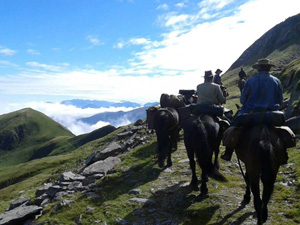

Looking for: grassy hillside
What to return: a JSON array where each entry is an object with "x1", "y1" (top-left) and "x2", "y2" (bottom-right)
[
  {"x1": 20, "y1": 131, "x2": 300, "y2": 224},
  {"x1": 0, "y1": 108, "x2": 75, "y2": 167},
  {"x1": 0, "y1": 109, "x2": 117, "y2": 168},
  {"x1": 0, "y1": 126, "x2": 121, "y2": 212}
]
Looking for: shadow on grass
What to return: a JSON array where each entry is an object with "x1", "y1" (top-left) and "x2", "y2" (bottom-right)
[{"x1": 121, "y1": 177, "x2": 221, "y2": 224}]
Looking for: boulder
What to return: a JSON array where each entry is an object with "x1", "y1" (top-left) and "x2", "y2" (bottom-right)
[
  {"x1": 0, "y1": 205, "x2": 42, "y2": 225},
  {"x1": 8, "y1": 198, "x2": 30, "y2": 211},
  {"x1": 82, "y1": 157, "x2": 121, "y2": 176},
  {"x1": 93, "y1": 142, "x2": 122, "y2": 162},
  {"x1": 59, "y1": 172, "x2": 85, "y2": 183}
]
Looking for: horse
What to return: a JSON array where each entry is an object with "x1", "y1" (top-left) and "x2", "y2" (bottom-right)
[
  {"x1": 181, "y1": 113, "x2": 227, "y2": 196},
  {"x1": 235, "y1": 124, "x2": 286, "y2": 225},
  {"x1": 153, "y1": 107, "x2": 181, "y2": 168},
  {"x1": 153, "y1": 92, "x2": 197, "y2": 168}
]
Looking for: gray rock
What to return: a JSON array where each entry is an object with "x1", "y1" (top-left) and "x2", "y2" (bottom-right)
[
  {"x1": 128, "y1": 198, "x2": 156, "y2": 207},
  {"x1": 117, "y1": 131, "x2": 133, "y2": 138},
  {"x1": 45, "y1": 185, "x2": 63, "y2": 198},
  {"x1": 75, "y1": 214, "x2": 82, "y2": 225},
  {"x1": 35, "y1": 183, "x2": 52, "y2": 198},
  {"x1": 85, "y1": 152, "x2": 97, "y2": 166},
  {"x1": 82, "y1": 157, "x2": 121, "y2": 176},
  {"x1": 59, "y1": 172, "x2": 85, "y2": 183},
  {"x1": 82, "y1": 174, "x2": 104, "y2": 186},
  {"x1": 67, "y1": 181, "x2": 83, "y2": 190},
  {"x1": 34, "y1": 194, "x2": 49, "y2": 206},
  {"x1": 93, "y1": 142, "x2": 122, "y2": 162},
  {"x1": 60, "y1": 199, "x2": 74, "y2": 207},
  {"x1": 128, "y1": 189, "x2": 142, "y2": 195},
  {"x1": 0, "y1": 205, "x2": 42, "y2": 225},
  {"x1": 8, "y1": 198, "x2": 30, "y2": 211},
  {"x1": 53, "y1": 191, "x2": 69, "y2": 201}
]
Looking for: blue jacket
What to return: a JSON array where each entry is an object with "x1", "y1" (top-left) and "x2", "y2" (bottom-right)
[{"x1": 240, "y1": 72, "x2": 283, "y2": 113}]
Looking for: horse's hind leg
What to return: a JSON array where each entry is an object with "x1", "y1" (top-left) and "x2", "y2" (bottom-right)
[
  {"x1": 261, "y1": 170, "x2": 277, "y2": 223},
  {"x1": 185, "y1": 141, "x2": 198, "y2": 189},
  {"x1": 250, "y1": 177, "x2": 263, "y2": 225},
  {"x1": 241, "y1": 172, "x2": 251, "y2": 206},
  {"x1": 200, "y1": 172, "x2": 208, "y2": 196}
]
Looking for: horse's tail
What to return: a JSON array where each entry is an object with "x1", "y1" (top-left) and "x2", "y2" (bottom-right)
[
  {"x1": 195, "y1": 121, "x2": 227, "y2": 182},
  {"x1": 259, "y1": 126, "x2": 277, "y2": 184}
]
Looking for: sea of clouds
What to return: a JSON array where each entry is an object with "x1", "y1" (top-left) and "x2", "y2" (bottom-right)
[{"x1": 1, "y1": 101, "x2": 137, "y2": 135}]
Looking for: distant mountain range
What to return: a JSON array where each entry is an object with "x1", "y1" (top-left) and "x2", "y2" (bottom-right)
[
  {"x1": 80, "y1": 106, "x2": 157, "y2": 127},
  {"x1": 60, "y1": 99, "x2": 159, "y2": 127},
  {"x1": 61, "y1": 99, "x2": 158, "y2": 109}
]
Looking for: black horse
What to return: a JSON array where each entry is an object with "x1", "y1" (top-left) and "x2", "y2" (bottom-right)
[
  {"x1": 235, "y1": 124, "x2": 286, "y2": 225},
  {"x1": 153, "y1": 107, "x2": 181, "y2": 168},
  {"x1": 181, "y1": 114, "x2": 227, "y2": 196}
]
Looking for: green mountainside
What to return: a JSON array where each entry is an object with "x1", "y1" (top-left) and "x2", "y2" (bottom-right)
[
  {"x1": 0, "y1": 108, "x2": 116, "y2": 168},
  {"x1": 0, "y1": 108, "x2": 75, "y2": 167}
]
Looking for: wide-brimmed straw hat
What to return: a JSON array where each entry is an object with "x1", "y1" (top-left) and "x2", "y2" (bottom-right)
[
  {"x1": 252, "y1": 58, "x2": 275, "y2": 69},
  {"x1": 215, "y1": 69, "x2": 222, "y2": 73},
  {"x1": 204, "y1": 70, "x2": 213, "y2": 78}
]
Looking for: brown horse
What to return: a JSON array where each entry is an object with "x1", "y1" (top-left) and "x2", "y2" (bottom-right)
[
  {"x1": 235, "y1": 124, "x2": 286, "y2": 225},
  {"x1": 181, "y1": 114, "x2": 227, "y2": 196}
]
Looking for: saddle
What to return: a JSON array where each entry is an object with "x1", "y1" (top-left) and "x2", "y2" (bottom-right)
[
  {"x1": 190, "y1": 104, "x2": 224, "y2": 117},
  {"x1": 223, "y1": 111, "x2": 296, "y2": 149}
]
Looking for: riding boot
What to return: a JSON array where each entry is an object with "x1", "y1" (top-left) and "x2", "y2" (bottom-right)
[{"x1": 221, "y1": 147, "x2": 234, "y2": 161}]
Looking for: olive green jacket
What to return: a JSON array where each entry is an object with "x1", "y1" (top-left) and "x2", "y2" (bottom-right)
[{"x1": 196, "y1": 82, "x2": 226, "y2": 105}]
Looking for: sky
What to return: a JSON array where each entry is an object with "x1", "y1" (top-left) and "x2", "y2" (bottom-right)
[{"x1": 0, "y1": 0, "x2": 299, "y2": 134}]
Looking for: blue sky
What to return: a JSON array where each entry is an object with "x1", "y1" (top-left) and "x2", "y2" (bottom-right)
[{"x1": 0, "y1": 0, "x2": 299, "y2": 134}]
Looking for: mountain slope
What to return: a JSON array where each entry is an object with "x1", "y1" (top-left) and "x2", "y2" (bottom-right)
[
  {"x1": 0, "y1": 108, "x2": 75, "y2": 167},
  {"x1": 222, "y1": 13, "x2": 300, "y2": 112},
  {"x1": 229, "y1": 13, "x2": 300, "y2": 72}
]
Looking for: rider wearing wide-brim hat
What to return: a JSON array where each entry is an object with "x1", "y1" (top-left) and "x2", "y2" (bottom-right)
[
  {"x1": 221, "y1": 58, "x2": 284, "y2": 162},
  {"x1": 213, "y1": 68, "x2": 223, "y2": 85},
  {"x1": 240, "y1": 58, "x2": 282, "y2": 114},
  {"x1": 196, "y1": 70, "x2": 226, "y2": 106}
]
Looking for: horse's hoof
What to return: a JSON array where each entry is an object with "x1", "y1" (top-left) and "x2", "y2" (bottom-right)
[
  {"x1": 158, "y1": 162, "x2": 164, "y2": 168},
  {"x1": 262, "y1": 208, "x2": 268, "y2": 223},
  {"x1": 166, "y1": 162, "x2": 172, "y2": 167},
  {"x1": 241, "y1": 197, "x2": 250, "y2": 206}
]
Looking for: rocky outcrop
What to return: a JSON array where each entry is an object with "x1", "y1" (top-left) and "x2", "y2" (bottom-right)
[{"x1": 0, "y1": 120, "x2": 155, "y2": 225}]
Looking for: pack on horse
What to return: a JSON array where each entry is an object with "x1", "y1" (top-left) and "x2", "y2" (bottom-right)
[
  {"x1": 147, "y1": 91, "x2": 196, "y2": 168},
  {"x1": 178, "y1": 104, "x2": 228, "y2": 196},
  {"x1": 223, "y1": 111, "x2": 296, "y2": 225}
]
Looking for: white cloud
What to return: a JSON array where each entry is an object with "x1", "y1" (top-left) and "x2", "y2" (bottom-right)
[
  {"x1": 0, "y1": 46, "x2": 16, "y2": 56},
  {"x1": 157, "y1": 4, "x2": 169, "y2": 11},
  {"x1": 27, "y1": 49, "x2": 41, "y2": 55},
  {"x1": 25, "y1": 61, "x2": 67, "y2": 72},
  {"x1": 1, "y1": 101, "x2": 136, "y2": 135},
  {"x1": 175, "y1": 3, "x2": 186, "y2": 9},
  {"x1": 87, "y1": 36, "x2": 103, "y2": 48}
]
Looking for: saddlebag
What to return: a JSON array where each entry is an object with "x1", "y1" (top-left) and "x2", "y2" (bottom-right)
[
  {"x1": 275, "y1": 126, "x2": 296, "y2": 148},
  {"x1": 190, "y1": 104, "x2": 224, "y2": 117},
  {"x1": 233, "y1": 111, "x2": 285, "y2": 127},
  {"x1": 222, "y1": 126, "x2": 242, "y2": 149},
  {"x1": 160, "y1": 93, "x2": 186, "y2": 109}
]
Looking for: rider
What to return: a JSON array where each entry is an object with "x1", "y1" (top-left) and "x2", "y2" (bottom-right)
[
  {"x1": 213, "y1": 69, "x2": 223, "y2": 85},
  {"x1": 237, "y1": 68, "x2": 247, "y2": 93},
  {"x1": 197, "y1": 70, "x2": 226, "y2": 105},
  {"x1": 221, "y1": 58, "x2": 284, "y2": 161}
]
